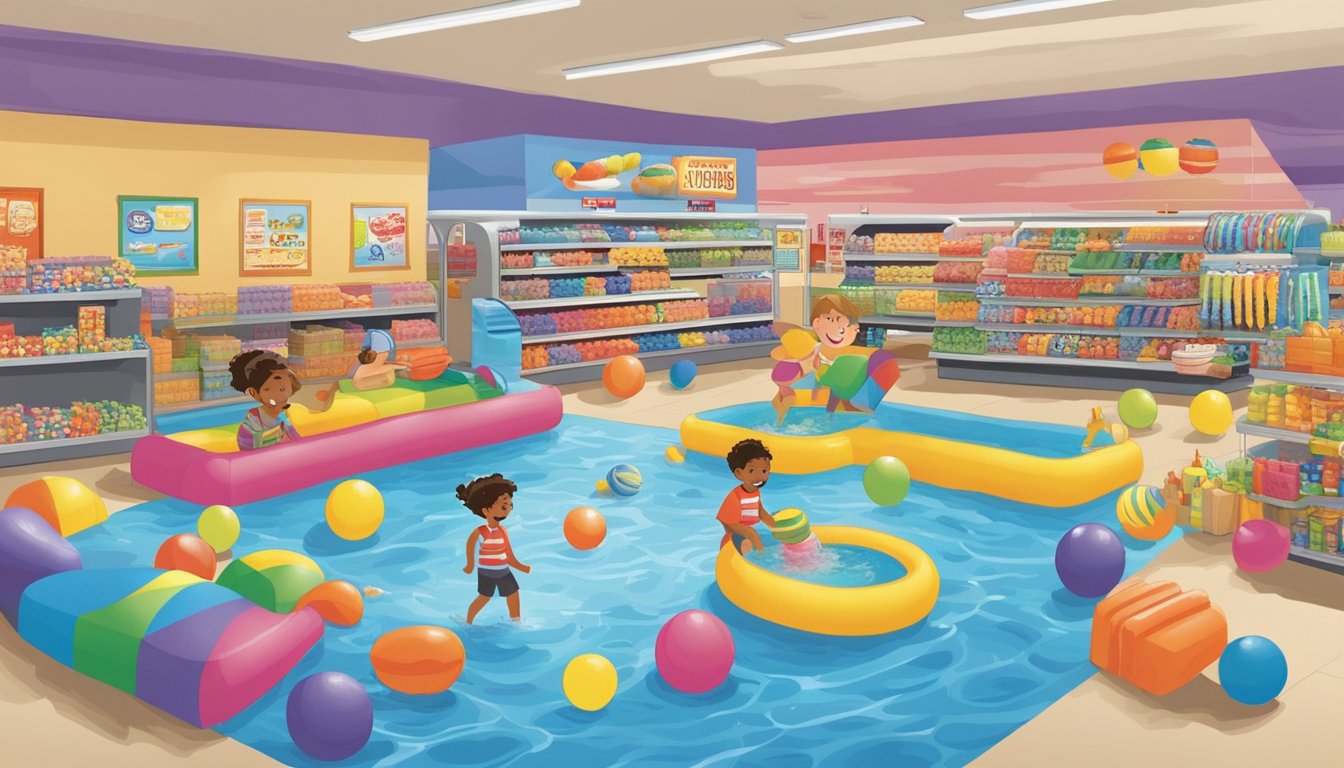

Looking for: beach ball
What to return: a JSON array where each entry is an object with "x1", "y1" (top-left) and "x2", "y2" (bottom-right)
[
  {"x1": 603, "y1": 355, "x2": 645, "y2": 399},
  {"x1": 563, "y1": 654, "x2": 618, "y2": 711},
  {"x1": 294, "y1": 580, "x2": 364, "y2": 626},
  {"x1": 370, "y1": 625, "x2": 465, "y2": 695},
  {"x1": 1102, "y1": 142, "x2": 1139, "y2": 180},
  {"x1": 287, "y1": 672, "x2": 373, "y2": 762},
  {"x1": 1180, "y1": 138, "x2": 1219, "y2": 175},
  {"x1": 863, "y1": 456, "x2": 911, "y2": 507},
  {"x1": 4, "y1": 476, "x2": 107, "y2": 537},
  {"x1": 1219, "y1": 636, "x2": 1288, "y2": 706},
  {"x1": 325, "y1": 479, "x2": 384, "y2": 541},
  {"x1": 1115, "y1": 485, "x2": 1174, "y2": 541},
  {"x1": 1190, "y1": 390, "x2": 1233, "y2": 436},
  {"x1": 1055, "y1": 523, "x2": 1125, "y2": 598},
  {"x1": 669, "y1": 359, "x2": 697, "y2": 390},
  {"x1": 564, "y1": 506, "x2": 607, "y2": 550},
  {"x1": 1233, "y1": 519, "x2": 1291, "y2": 573},
  {"x1": 606, "y1": 464, "x2": 642, "y2": 497},
  {"x1": 1139, "y1": 138, "x2": 1179, "y2": 177},
  {"x1": 197, "y1": 504, "x2": 240, "y2": 553},
  {"x1": 154, "y1": 534, "x2": 217, "y2": 581},
  {"x1": 216, "y1": 549, "x2": 325, "y2": 613},
  {"x1": 655, "y1": 610, "x2": 735, "y2": 694},
  {"x1": 1117, "y1": 388, "x2": 1158, "y2": 429}
]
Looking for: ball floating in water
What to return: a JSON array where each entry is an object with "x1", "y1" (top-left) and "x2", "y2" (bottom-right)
[
  {"x1": 287, "y1": 672, "x2": 372, "y2": 762},
  {"x1": 1219, "y1": 635, "x2": 1288, "y2": 706},
  {"x1": 294, "y1": 580, "x2": 364, "y2": 626},
  {"x1": 216, "y1": 549, "x2": 324, "y2": 612},
  {"x1": 863, "y1": 456, "x2": 911, "y2": 507},
  {"x1": 1117, "y1": 388, "x2": 1158, "y2": 430},
  {"x1": 563, "y1": 653, "x2": 618, "y2": 711},
  {"x1": 197, "y1": 504, "x2": 240, "y2": 553},
  {"x1": 770, "y1": 508, "x2": 813, "y2": 545},
  {"x1": 1115, "y1": 485, "x2": 1174, "y2": 541},
  {"x1": 605, "y1": 464, "x2": 642, "y2": 497},
  {"x1": 154, "y1": 534, "x2": 217, "y2": 581},
  {"x1": 655, "y1": 610, "x2": 734, "y2": 694},
  {"x1": 1102, "y1": 142, "x2": 1139, "y2": 180},
  {"x1": 1139, "y1": 138, "x2": 1179, "y2": 177},
  {"x1": 4, "y1": 476, "x2": 107, "y2": 537},
  {"x1": 1190, "y1": 390, "x2": 1233, "y2": 436},
  {"x1": 1233, "y1": 519, "x2": 1291, "y2": 573},
  {"x1": 669, "y1": 360, "x2": 697, "y2": 390},
  {"x1": 563, "y1": 506, "x2": 607, "y2": 550},
  {"x1": 1179, "y1": 138, "x2": 1219, "y2": 175},
  {"x1": 1055, "y1": 523, "x2": 1125, "y2": 598},
  {"x1": 603, "y1": 355, "x2": 645, "y2": 399},
  {"x1": 370, "y1": 625, "x2": 465, "y2": 695},
  {"x1": 325, "y1": 479, "x2": 384, "y2": 541}
]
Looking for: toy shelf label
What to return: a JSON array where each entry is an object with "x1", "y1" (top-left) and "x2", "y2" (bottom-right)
[
  {"x1": 774, "y1": 228, "x2": 804, "y2": 272},
  {"x1": 671, "y1": 157, "x2": 738, "y2": 200},
  {"x1": 581, "y1": 197, "x2": 617, "y2": 210}
]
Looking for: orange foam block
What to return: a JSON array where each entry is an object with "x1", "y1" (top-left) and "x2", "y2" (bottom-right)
[{"x1": 1090, "y1": 577, "x2": 1227, "y2": 696}]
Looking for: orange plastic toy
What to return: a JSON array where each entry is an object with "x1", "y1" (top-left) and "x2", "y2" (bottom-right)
[
  {"x1": 153, "y1": 534, "x2": 218, "y2": 581},
  {"x1": 1091, "y1": 577, "x2": 1227, "y2": 695},
  {"x1": 563, "y1": 506, "x2": 607, "y2": 550},
  {"x1": 294, "y1": 580, "x2": 365, "y2": 626},
  {"x1": 370, "y1": 625, "x2": 466, "y2": 695}
]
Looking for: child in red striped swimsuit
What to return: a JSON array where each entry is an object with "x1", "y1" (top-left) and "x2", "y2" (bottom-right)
[
  {"x1": 460, "y1": 474, "x2": 532, "y2": 624},
  {"x1": 717, "y1": 439, "x2": 776, "y2": 555}
]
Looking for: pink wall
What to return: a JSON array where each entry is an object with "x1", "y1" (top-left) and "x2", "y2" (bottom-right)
[{"x1": 757, "y1": 119, "x2": 1307, "y2": 226}]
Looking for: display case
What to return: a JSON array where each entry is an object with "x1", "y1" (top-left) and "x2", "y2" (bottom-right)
[{"x1": 829, "y1": 215, "x2": 958, "y2": 340}]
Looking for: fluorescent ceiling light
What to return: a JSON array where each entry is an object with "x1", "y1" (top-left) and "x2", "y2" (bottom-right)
[
  {"x1": 349, "y1": 0, "x2": 580, "y2": 42},
  {"x1": 563, "y1": 40, "x2": 783, "y2": 80},
  {"x1": 785, "y1": 16, "x2": 925, "y2": 44},
  {"x1": 964, "y1": 0, "x2": 1112, "y2": 20}
]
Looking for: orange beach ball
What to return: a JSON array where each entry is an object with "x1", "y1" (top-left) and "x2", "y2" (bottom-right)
[{"x1": 370, "y1": 625, "x2": 466, "y2": 695}]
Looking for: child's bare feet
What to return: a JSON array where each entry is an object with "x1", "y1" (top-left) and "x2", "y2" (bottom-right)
[{"x1": 772, "y1": 393, "x2": 795, "y2": 423}]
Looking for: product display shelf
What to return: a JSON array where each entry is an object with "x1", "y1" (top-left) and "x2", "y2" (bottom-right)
[
  {"x1": 428, "y1": 210, "x2": 807, "y2": 382},
  {"x1": 0, "y1": 348, "x2": 150, "y2": 369},
  {"x1": 0, "y1": 288, "x2": 142, "y2": 305},
  {"x1": 979, "y1": 296, "x2": 1199, "y2": 308},
  {"x1": 974, "y1": 323, "x2": 1204, "y2": 338},
  {"x1": 831, "y1": 215, "x2": 963, "y2": 339},
  {"x1": 154, "y1": 303, "x2": 439, "y2": 331}
]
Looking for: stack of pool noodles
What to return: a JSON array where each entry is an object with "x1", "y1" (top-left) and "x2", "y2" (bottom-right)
[{"x1": 772, "y1": 508, "x2": 821, "y2": 564}]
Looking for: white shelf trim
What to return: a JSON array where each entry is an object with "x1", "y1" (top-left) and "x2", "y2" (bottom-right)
[
  {"x1": 0, "y1": 349, "x2": 150, "y2": 369},
  {"x1": 522, "y1": 314, "x2": 775, "y2": 344},
  {"x1": 506, "y1": 290, "x2": 699, "y2": 311},
  {"x1": 500, "y1": 240, "x2": 772, "y2": 252}
]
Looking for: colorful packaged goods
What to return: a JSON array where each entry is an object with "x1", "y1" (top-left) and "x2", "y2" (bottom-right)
[
  {"x1": 1199, "y1": 270, "x2": 1318, "y2": 332},
  {"x1": 200, "y1": 364, "x2": 234, "y2": 400},
  {"x1": 338, "y1": 284, "x2": 374, "y2": 309},
  {"x1": 446, "y1": 243, "x2": 478, "y2": 276},
  {"x1": 938, "y1": 236, "x2": 984, "y2": 258},
  {"x1": 896, "y1": 290, "x2": 937, "y2": 314},
  {"x1": 172, "y1": 291, "x2": 238, "y2": 319},
  {"x1": 932, "y1": 327, "x2": 987, "y2": 355},
  {"x1": 155, "y1": 372, "x2": 200, "y2": 405},
  {"x1": 548, "y1": 250, "x2": 596, "y2": 268},
  {"x1": 502, "y1": 252, "x2": 535, "y2": 270},
  {"x1": 935, "y1": 292, "x2": 979, "y2": 323},
  {"x1": 732, "y1": 248, "x2": 773, "y2": 266},
  {"x1": 142, "y1": 285, "x2": 174, "y2": 318},
  {"x1": 609, "y1": 247, "x2": 668, "y2": 267},
  {"x1": 77, "y1": 306, "x2": 107, "y2": 352},
  {"x1": 874, "y1": 233, "x2": 942, "y2": 254},
  {"x1": 627, "y1": 270, "x2": 670, "y2": 293},
  {"x1": 292, "y1": 284, "x2": 344, "y2": 312},
  {"x1": 26, "y1": 256, "x2": 136, "y2": 294},
  {"x1": 1203, "y1": 212, "x2": 1301, "y2": 254},
  {"x1": 372, "y1": 281, "x2": 436, "y2": 307},
  {"x1": 0, "y1": 249, "x2": 26, "y2": 294},
  {"x1": 391, "y1": 318, "x2": 440, "y2": 343},
  {"x1": 932, "y1": 261, "x2": 982, "y2": 284},
  {"x1": 875, "y1": 265, "x2": 934, "y2": 284},
  {"x1": 288, "y1": 326, "x2": 344, "y2": 358},
  {"x1": 197, "y1": 335, "x2": 242, "y2": 364},
  {"x1": 1005, "y1": 277, "x2": 1082, "y2": 300},
  {"x1": 41, "y1": 326, "x2": 78, "y2": 356},
  {"x1": 238, "y1": 285, "x2": 293, "y2": 315},
  {"x1": 147, "y1": 336, "x2": 173, "y2": 374},
  {"x1": 0, "y1": 405, "x2": 27, "y2": 444},
  {"x1": 846, "y1": 234, "x2": 875, "y2": 254},
  {"x1": 845, "y1": 264, "x2": 876, "y2": 284}
]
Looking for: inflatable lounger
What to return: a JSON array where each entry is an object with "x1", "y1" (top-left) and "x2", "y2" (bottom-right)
[
  {"x1": 133, "y1": 375, "x2": 563, "y2": 505},
  {"x1": 0, "y1": 507, "x2": 323, "y2": 728}
]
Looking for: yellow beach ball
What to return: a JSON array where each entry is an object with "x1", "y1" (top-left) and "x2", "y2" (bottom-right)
[
  {"x1": 1139, "y1": 138, "x2": 1179, "y2": 177},
  {"x1": 1190, "y1": 390, "x2": 1233, "y2": 436},
  {"x1": 563, "y1": 654, "x2": 618, "y2": 711},
  {"x1": 325, "y1": 479, "x2": 384, "y2": 541},
  {"x1": 197, "y1": 504, "x2": 240, "y2": 553}
]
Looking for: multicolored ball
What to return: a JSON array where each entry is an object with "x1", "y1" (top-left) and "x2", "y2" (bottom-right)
[
  {"x1": 1116, "y1": 484, "x2": 1175, "y2": 541},
  {"x1": 605, "y1": 464, "x2": 642, "y2": 497},
  {"x1": 1179, "y1": 138, "x2": 1219, "y2": 175},
  {"x1": 1139, "y1": 138, "x2": 1179, "y2": 177},
  {"x1": 1102, "y1": 142, "x2": 1139, "y2": 180}
]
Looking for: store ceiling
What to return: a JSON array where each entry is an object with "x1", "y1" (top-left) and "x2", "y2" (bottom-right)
[{"x1": 7, "y1": 0, "x2": 1343, "y2": 122}]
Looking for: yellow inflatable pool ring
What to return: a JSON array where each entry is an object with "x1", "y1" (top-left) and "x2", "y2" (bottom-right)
[{"x1": 716, "y1": 525, "x2": 938, "y2": 636}]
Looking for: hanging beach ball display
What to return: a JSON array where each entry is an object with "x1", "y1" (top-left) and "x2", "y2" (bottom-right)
[
  {"x1": 1139, "y1": 138, "x2": 1179, "y2": 177},
  {"x1": 1179, "y1": 138, "x2": 1219, "y2": 175},
  {"x1": 1102, "y1": 143, "x2": 1139, "y2": 180}
]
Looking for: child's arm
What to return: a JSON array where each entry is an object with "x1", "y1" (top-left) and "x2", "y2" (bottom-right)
[
  {"x1": 463, "y1": 528, "x2": 480, "y2": 574},
  {"x1": 505, "y1": 537, "x2": 531, "y2": 573},
  {"x1": 760, "y1": 506, "x2": 776, "y2": 528},
  {"x1": 723, "y1": 521, "x2": 765, "y2": 550}
]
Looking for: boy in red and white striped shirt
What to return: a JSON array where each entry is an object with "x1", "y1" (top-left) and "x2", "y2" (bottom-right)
[
  {"x1": 717, "y1": 439, "x2": 777, "y2": 555},
  {"x1": 460, "y1": 474, "x2": 532, "y2": 624}
]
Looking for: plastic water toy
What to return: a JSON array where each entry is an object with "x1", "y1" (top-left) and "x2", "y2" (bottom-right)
[
  {"x1": 563, "y1": 653, "x2": 618, "y2": 711},
  {"x1": 197, "y1": 505, "x2": 240, "y2": 553},
  {"x1": 1091, "y1": 577, "x2": 1228, "y2": 695},
  {"x1": 717, "y1": 526, "x2": 939, "y2": 636},
  {"x1": 863, "y1": 456, "x2": 910, "y2": 507},
  {"x1": 605, "y1": 464, "x2": 642, "y2": 497},
  {"x1": 1082, "y1": 407, "x2": 1128, "y2": 451},
  {"x1": 370, "y1": 625, "x2": 466, "y2": 695},
  {"x1": 563, "y1": 507, "x2": 606, "y2": 551},
  {"x1": 1232, "y1": 519, "x2": 1291, "y2": 573},
  {"x1": 669, "y1": 359, "x2": 697, "y2": 390},
  {"x1": 1219, "y1": 635, "x2": 1288, "y2": 705},
  {"x1": 1117, "y1": 388, "x2": 1158, "y2": 429},
  {"x1": 326, "y1": 479, "x2": 384, "y2": 541},
  {"x1": 770, "y1": 508, "x2": 821, "y2": 566},
  {"x1": 4, "y1": 476, "x2": 107, "y2": 537},
  {"x1": 603, "y1": 355, "x2": 644, "y2": 399},
  {"x1": 1115, "y1": 485, "x2": 1174, "y2": 541},
  {"x1": 287, "y1": 671, "x2": 373, "y2": 762},
  {"x1": 1055, "y1": 523, "x2": 1125, "y2": 598},
  {"x1": 665, "y1": 446, "x2": 685, "y2": 463},
  {"x1": 215, "y1": 549, "x2": 324, "y2": 613},
  {"x1": 1190, "y1": 389, "x2": 1233, "y2": 436},
  {"x1": 655, "y1": 610, "x2": 734, "y2": 694},
  {"x1": 294, "y1": 580, "x2": 364, "y2": 626},
  {"x1": 153, "y1": 534, "x2": 217, "y2": 581}
]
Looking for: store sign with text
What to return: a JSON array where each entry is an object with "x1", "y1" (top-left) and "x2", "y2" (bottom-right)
[
  {"x1": 581, "y1": 197, "x2": 617, "y2": 210},
  {"x1": 685, "y1": 199, "x2": 717, "y2": 213}
]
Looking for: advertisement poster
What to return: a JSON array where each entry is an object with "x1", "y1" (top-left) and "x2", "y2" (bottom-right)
[
  {"x1": 239, "y1": 199, "x2": 311, "y2": 276},
  {"x1": 774, "y1": 228, "x2": 803, "y2": 272},
  {"x1": 351, "y1": 204, "x2": 409, "y2": 271},
  {"x1": 116, "y1": 195, "x2": 198, "y2": 275},
  {"x1": 0, "y1": 186, "x2": 43, "y2": 260}
]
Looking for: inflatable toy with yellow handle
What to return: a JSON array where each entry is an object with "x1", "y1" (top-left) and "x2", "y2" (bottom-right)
[{"x1": 770, "y1": 325, "x2": 900, "y2": 413}]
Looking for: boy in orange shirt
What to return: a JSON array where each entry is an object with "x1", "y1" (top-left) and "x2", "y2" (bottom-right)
[{"x1": 717, "y1": 439, "x2": 776, "y2": 555}]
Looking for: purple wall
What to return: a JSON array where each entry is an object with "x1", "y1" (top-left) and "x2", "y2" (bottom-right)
[{"x1": 2, "y1": 24, "x2": 1340, "y2": 216}]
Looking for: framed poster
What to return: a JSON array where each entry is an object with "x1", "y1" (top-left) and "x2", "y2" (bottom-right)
[
  {"x1": 350, "y1": 203, "x2": 409, "y2": 271},
  {"x1": 117, "y1": 195, "x2": 199, "y2": 276},
  {"x1": 0, "y1": 187, "x2": 43, "y2": 260},
  {"x1": 773, "y1": 227, "x2": 803, "y2": 272},
  {"x1": 239, "y1": 199, "x2": 312, "y2": 276}
]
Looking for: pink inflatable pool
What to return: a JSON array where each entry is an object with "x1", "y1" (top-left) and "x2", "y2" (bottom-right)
[{"x1": 132, "y1": 385, "x2": 562, "y2": 505}]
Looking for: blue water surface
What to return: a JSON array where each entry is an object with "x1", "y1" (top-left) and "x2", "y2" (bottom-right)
[{"x1": 70, "y1": 411, "x2": 1174, "y2": 768}]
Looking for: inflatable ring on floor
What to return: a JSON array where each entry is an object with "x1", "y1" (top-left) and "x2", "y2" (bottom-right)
[{"x1": 716, "y1": 525, "x2": 938, "y2": 636}]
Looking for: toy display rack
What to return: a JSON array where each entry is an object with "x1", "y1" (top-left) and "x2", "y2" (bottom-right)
[{"x1": 830, "y1": 214, "x2": 962, "y2": 339}]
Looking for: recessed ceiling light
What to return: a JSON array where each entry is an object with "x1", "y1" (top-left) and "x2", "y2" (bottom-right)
[
  {"x1": 563, "y1": 40, "x2": 783, "y2": 80},
  {"x1": 785, "y1": 16, "x2": 925, "y2": 44},
  {"x1": 349, "y1": 0, "x2": 581, "y2": 43},
  {"x1": 964, "y1": 0, "x2": 1112, "y2": 21}
]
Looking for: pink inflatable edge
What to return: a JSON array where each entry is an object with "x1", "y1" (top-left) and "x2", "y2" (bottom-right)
[{"x1": 131, "y1": 385, "x2": 563, "y2": 505}]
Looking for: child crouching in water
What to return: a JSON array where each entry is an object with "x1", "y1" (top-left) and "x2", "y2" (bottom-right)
[
  {"x1": 460, "y1": 473, "x2": 532, "y2": 623},
  {"x1": 717, "y1": 439, "x2": 776, "y2": 555}
]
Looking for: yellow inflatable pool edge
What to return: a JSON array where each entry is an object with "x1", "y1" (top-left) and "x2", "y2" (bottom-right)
[
  {"x1": 680, "y1": 415, "x2": 1143, "y2": 508},
  {"x1": 716, "y1": 525, "x2": 939, "y2": 637}
]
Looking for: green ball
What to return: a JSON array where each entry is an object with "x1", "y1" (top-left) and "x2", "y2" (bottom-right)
[
  {"x1": 863, "y1": 456, "x2": 911, "y2": 507},
  {"x1": 1117, "y1": 388, "x2": 1158, "y2": 430}
]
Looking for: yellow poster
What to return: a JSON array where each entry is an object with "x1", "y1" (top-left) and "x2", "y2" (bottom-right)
[{"x1": 671, "y1": 156, "x2": 738, "y2": 200}]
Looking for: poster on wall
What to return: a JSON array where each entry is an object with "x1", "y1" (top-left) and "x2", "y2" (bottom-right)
[
  {"x1": 0, "y1": 187, "x2": 43, "y2": 260},
  {"x1": 116, "y1": 196, "x2": 199, "y2": 275},
  {"x1": 239, "y1": 199, "x2": 311, "y2": 276},
  {"x1": 773, "y1": 228, "x2": 803, "y2": 272},
  {"x1": 350, "y1": 204, "x2": 409, "y2": 271}
]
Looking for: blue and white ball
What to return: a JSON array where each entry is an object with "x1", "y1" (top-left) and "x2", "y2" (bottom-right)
[{"x1": 606, "y1": 464, "x2": 643, "y2": 497}]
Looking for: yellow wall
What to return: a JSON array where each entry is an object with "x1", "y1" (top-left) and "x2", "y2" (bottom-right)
[{"x1": 0, "y1": 109, "x2": 429, "y2": 290}]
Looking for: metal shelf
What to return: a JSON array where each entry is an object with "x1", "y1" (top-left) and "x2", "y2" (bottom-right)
[
  {"x1": 931, "y1": 351, "x2": 1174, "y2": 371},
  {"x1": 500, "y1": 240, "x2": 772, "y2": 252},
  {"x1": 1288, "y1": 547, "x2": 1344, "y2": 574},
  {"x1": 979, "y1": 296, "x2": 1199, "y2": 307},
  {"x1": 0, "y1": 349, "x2": 150, "y2": 369},
  {"x1": 869, "y1": 282, "x2": 965, "y2": 291},
  {"x1": 1235, "y1": 418, "x2": 1311, "y2": 445},
  {"x1": 1005, "y1": 273, "x2": 1073, "y2": 280},
  {"x1": 156, "y1": 304, "x2": 438, "y2": 330},
  {"x1": 506, "y1": 290, "x2": 699, "y2": 311},
  {"x1": 860, "y1": 314, "x2": 937, "y2": 328},
  {"x1": 1249, "y1": 493, "x2": 1344, "y2": 511},
  {"x1": 932, "y1": 321, "x2": 979, "y2": 328},
  {"x1": 670, "y1": 265, "x2": 774, "y2": 277},
  {"x1": 0, "y1": 428, "x2": 149, "y2": 457},
  {"x1": 0, "y1": 289, "x2": 141, "y2": 304},
  {"x1": 974, "y1": 323, "x2": 1202, "y2": 338},
  {"x1": 522, "y1": 314, "x2": 774, "y2": 344},
  {"x1": 1116, "y1": 244, "x2": 1207, "y2": 253},
  {"x1": 525, "y1": 340, "x2": 775, "y2": 375},
  {"x1": 842, "y1": 253, "x2": 939, "y2": 263},
  {"x1": 1249, "y1": 368, "x2": 1344, "y2": 388},
  {"x1": 935, "y1": 256, "x2": 987, "y2": 263},
  {"x1": 500, "y1": 264, "x2": 620, "y2": 276}
]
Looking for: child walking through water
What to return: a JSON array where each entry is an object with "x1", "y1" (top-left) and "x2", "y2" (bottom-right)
[{"x1": 460, "y1": 474, "x2": 532, "y2": 624}]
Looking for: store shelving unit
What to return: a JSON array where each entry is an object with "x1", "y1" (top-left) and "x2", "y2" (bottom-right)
[
  {"x1": 427, "y1": 211, "x2": 807, "y2": 384},
  {"x1": 151, "y1": 304, "x2": 439, "y2": 332},
  {"x1": 829, "y1": 215, "x2": 957, "y2": 340},
  {"x1": 0, "y1": 289, "x2": 153, "y2": 466}
]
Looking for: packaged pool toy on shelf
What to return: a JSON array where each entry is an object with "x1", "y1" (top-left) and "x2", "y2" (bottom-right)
[{"x1": 427, "y1": 211, "x2": 807, "y2": 382}]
